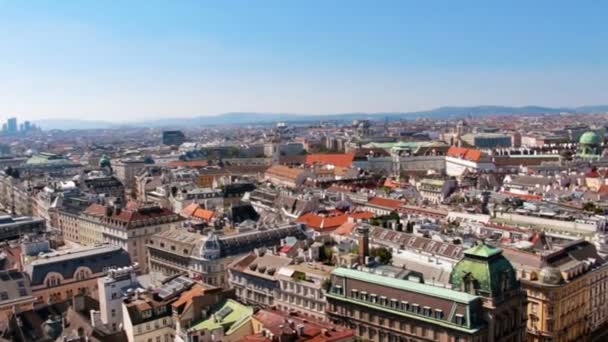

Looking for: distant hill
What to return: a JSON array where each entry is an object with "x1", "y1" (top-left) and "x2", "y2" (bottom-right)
[{"x1": 33, "y1": 105, "x2": 608, "y2": 130}]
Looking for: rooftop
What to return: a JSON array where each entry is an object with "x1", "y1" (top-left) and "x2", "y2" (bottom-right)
[{"x1": 331, "y1": 267, "x2": 478, "y2": 303}]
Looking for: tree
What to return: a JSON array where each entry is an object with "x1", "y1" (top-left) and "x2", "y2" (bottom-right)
[
  {"x1": 319, "y1": 245, "x2": 334, "y2": 265},
  {"x1": 370, "y1": 247, "x2": 393, "y2": 265},
  {"x1": 583, "y1": 202, "x2": 597, "y2": 212}
]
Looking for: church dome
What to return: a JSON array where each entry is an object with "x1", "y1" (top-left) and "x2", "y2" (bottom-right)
[{"x1": 579, "y1": 131, "x2": 601, "y2": 145}]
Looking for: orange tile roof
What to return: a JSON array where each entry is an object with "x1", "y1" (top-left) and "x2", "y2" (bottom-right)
[
  {"x1": 193, "y1": 208, "x2": 214, "y2": 221},
  {"x1": 349, "y1": 211, "x2": 375, "y2": 220},
  {"x1": 171, "y1": 283, "x2": 207, "y2": 309},
  {"x1": 84, "y1": 203, "x2": 178, "y2": 227},
  {"x1": 265, "y1": 165, "x2": 305, "y2": 180},
  {"x1": 296, "y1": 212, "x2": 348, "y2": 231},
  {"x1": 305, "y1": 153, "x2": 354, "y2": 168},
  {"x1": 447, "y1": 146, "x2": 482, "y2": 162},
  {"x1": 368, "y1": 196, "x2": 405, "y2": 210},
  {"x1": 501, "y1": 191, "x2": 543, "y2": 200},
  {"x1": 334, "y1": 221, "x2": 357, "y2": 235},
  {"x1": 181, "y1": 203, "x2": 200, "y2": 217},
  {"x1": 181, "y1": 203, "x2": 215, "y2": 221}
]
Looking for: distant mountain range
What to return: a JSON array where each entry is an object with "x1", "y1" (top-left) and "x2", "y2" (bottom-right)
[{"x1": 32, "y1": 105, "x2": 608, "y2": 130}]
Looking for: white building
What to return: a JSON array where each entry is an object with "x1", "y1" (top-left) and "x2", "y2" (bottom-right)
[
  {"x1": 95, "y1": 265, "x2": 140, "y2": 333},
  {"x1": 445, "y1": 146, "x2": 495, "y2": 177}
]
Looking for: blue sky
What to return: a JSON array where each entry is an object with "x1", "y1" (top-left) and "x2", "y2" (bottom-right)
[{"x1": 1, "y1": 0, "x2": 607, "y2": 121}]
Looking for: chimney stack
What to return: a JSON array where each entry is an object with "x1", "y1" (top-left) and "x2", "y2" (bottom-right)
[{"x1": 356, "y1": 225, "x2": 370, "y2": 265}]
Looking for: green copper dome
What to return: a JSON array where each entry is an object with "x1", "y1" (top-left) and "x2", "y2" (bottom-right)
[
  {"x1": 99, "y1": 154, "x2": 111, "y2": 168},
  {"x1": 449, "y1": 241, "x2": 518, "y2": 298},
  {"x1": 579, "y1": 131, "x2": 601, "y2": 145}
]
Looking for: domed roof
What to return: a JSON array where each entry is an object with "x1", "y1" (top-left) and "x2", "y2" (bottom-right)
[
  {"x1": 579, "y1": 131, "x2": 601, "y2": 145},
  {"x1": 539, "y1": 266, "x2": 563, "y2": 285},
  {"x1": 99, "y1": 154, "x2": 111, "y2": 168},
  {"x1": 449, "y1": 241, "x2": 518, "y2": 298},
  {"x1": 199, "y1": 233, "x2": 221, "y2": 260}
]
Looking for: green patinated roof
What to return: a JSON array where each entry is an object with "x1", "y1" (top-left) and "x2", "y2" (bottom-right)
[
  {"x1": 26, "y1": 152, "x2": 67, "y2": 165},
  {"x1": 449, "y1": 242, "x2": 517, "y2": 298},
  {"x1": 191, "y1": 299, "x2": 253, "y2": 333},
  {"x1": 332, "y1": 267, "x2": 478, "y2": 303},
  {"x1": 99, "y1": 154, "x2": 111, "y2": 167},
  {"x1": 463, "y1": 243, "x2": 502, "y2": 258},
  {"x1": 579, "y1": 131, "x2": 601, "y2": 145}
]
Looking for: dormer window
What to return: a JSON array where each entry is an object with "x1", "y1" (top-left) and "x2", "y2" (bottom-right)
[
  {"x1": 141, "y1": 309, "x2": 152, "y2": 319},
  {"x1": 351, "y1": 289, "x2": 358, "y2": 299},
  {"x1": 411, "y1": 304, "x2": 419, "y2": 314},
  {"x1": 333, "y1": 285, "x2": 343, "y2": 295},
  {"x1": 455, "y1": 314, "x2": 466, "y2": 325},
  {"x1": 401, "y1": 301, "x2": 409, "y2": 311},
  {"x1": 434, "y1": 309, "x2": 443, "y2": 319}
]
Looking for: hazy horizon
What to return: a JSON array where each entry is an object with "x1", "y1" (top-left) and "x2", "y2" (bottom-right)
[{"x1": 1, "y1": 1, "x2": 607, "y2": 122}]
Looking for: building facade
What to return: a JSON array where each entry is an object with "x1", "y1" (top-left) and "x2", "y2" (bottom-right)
[
  {"x1": 326, "y1": 242, "x2": 527, "y2": 342},
  {"x1": 24, "y1": 245, "x2": 132, "y2": 306},
  {"x1": 77, "y1": 203, "x2": 181, "y2": 273}
]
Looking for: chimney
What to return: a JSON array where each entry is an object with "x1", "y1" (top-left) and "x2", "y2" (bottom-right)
[
  {"x1": 296, "y1": 324, "x2": 305, "y2": 336},
  {"x1": 105, "y1": 205, "x2": 114, "y2": 217},
  {"x1": 356, "y1": 226, "x2": 370, "y2": 265}
]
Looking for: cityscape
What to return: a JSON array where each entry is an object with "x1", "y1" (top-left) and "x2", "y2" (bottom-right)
[{"x1": 1, "y1": 2, "x2": 608, "y2": 342}]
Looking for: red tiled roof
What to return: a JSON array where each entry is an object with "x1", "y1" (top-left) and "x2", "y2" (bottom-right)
[
  {"x1": 265, "y1": 165, "x2": 305, "y2": 180},
  {"x1": 349, "y1": 211, "x2": 374, "y2": 220},
  {"x1": 447, "y1": 146, "x2": 482, "y2": 162},
  {"x1": 193, "y1": 208, "x2": 214, "y2": 221},
  {"x1": 84, "y1": 203, "x2": 179, "y2": 228},
  {"x1": 598, "y1": 184, "x2": 608, "y2": 194},
  {"x1": 181, "y1": 203, "x2": 215, "y2": 221},
  {"x1": 181, "y1": 203, "x2": 200, "y2": 217},
  {"x1": 334, "y1": 222, "x2": 356, "y2": 236},
  {"x1": 500, "y1": 191, "x2": 542, "y2": 200},
  {"x1": 305, "y1": 153, "x2": 354, "y2": 168},
  {"x1": 248, "y1": 309, "x2": 354, "y2": 342},
  {"x1": 171, "y1": 283, "x2": 208, "y2": 309},
  {"x1": 367, "y1": 196, "x2": 404, "y2": 210},
  {"x1": 296, "y1": 212, "x2": 348, "y2": 231},
  {"x1": 296, "y1": 210, "x2": 373, "y2": 231}
]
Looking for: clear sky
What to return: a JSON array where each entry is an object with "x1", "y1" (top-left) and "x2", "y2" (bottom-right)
[{"x1": 1, "y1": 0, "x2": 607, "y2": 121}]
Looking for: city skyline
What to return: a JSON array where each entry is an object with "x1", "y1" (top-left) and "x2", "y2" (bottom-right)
[{"x1": 1, "y1": 0, "x2": 608, "y2": 121}]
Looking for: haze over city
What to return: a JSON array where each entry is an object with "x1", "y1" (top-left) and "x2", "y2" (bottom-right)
[
  {"x1": 1, "y1": 0, "x2": 608, "y2": 121},
  {"x1": 2, "y1": 2, "x2": 608, "y2": 342}
]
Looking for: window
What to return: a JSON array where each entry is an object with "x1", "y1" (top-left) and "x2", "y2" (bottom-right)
[
  {"x1": 111, "y1": 309, "x2": 116, "y2": 317},
  {"x1": 0, "y1": 292, "x2": 7, "y2": 300},
  {"x1": 434, "y1": 309, "x2": 443, "y2": 319}
]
